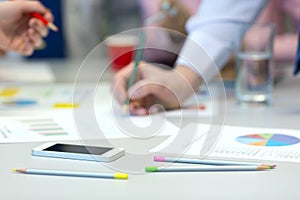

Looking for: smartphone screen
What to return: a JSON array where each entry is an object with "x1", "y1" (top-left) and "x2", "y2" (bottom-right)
[{"x1": 44, "y1": 144, "x2": 113, "y2": 155}]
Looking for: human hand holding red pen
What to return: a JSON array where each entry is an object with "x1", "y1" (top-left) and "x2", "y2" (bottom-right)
[
  {"x1": 0, "y1": 1, "x2": 54, "y2": 56},
  {"x1": 30, "y1": 12, "x2": 58, "y2": 32}
]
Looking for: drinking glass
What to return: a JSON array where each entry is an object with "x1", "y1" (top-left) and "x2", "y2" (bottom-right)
[{"x1": 235, "y1": 23, "x2": 276, "y2": 106}]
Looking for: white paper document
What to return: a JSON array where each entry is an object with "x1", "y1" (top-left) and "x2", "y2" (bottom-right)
[
  {"x1": 0, "y1": 110, "x2": 178, "y2": 144},
  {"x1": 162, "y1": 100, "x2": 216, "y2": 118},
  {"x1": 155, "y1": 123, "x2": 300, "y2": 163},
  {"x1": 0, "y1": 82, "x2": 179, "y2": 143},
  {"x1": 0, "y1": 112, "x2": 78, "y2": 143},
  {"x1": 162, "y1": 88, "x2": 218, "y2": 118}
]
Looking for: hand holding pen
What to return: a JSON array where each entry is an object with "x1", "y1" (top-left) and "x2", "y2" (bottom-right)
[{"x1": 0, "y1": 1, "x2": 56, "y2": 56}]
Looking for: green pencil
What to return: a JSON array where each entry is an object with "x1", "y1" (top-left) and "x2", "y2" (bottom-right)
[
  {"x1": 145, "y1": 165, "x2": 274, "y2": 172},
  {"x1": 122, "y1": 31, "x2": 146, "y2": 116}
]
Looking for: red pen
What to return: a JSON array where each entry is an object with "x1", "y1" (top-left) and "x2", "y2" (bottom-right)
[
  {"x1": 9, "y1": 0, "x2": 59, "y2": 32},
  {"x1": 30, "y1": 12, "x2": 59, "y2": 32}
]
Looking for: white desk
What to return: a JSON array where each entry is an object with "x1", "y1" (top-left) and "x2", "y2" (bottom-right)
[{"x1": 0, "y1": 61, "x2": 300, "y2": 200}]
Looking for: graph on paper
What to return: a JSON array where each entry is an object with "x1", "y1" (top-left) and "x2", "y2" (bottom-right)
[
  {"x1": 0, "y1": 113, "x2": 78, "y2": 143},
  {"x1": 177, "y1": 124, "x2": 300, "y2": 163},
  {"x1": 236, "y1": 134, "x2": 300, "y2": 147},
  {"x1": 0, "y1": 84, "x2": 93, "y2": 110}
]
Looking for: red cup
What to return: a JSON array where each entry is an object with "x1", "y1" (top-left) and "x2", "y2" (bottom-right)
[{"x1": 105, "y1": 35, "x2": 137, "y2": 72}]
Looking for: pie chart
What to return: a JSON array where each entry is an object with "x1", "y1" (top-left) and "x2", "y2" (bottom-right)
[{"x1": 236, "y1": 133, "x2": 300, "y2": 146}]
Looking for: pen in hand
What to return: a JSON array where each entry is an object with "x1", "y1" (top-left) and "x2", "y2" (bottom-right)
[
  {"x1": 30, "y1": 12, "x2": 59, "y2": 32},
  {"x1": 121, "y1": 31, "x2": 146, "y2": 116},
  {"x1": 9, "y1": 0, "x2": 58, "y2": 32}
]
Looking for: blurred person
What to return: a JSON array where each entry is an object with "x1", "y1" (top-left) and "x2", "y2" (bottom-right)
[
  {"x1": 140, "y1": 0, "x2": 200, "y2": 66},
  {"x1": 112, "y1": 0, "x2": 275, "y2": 115},
  {"x1": 255, "y1": 0, "x2": 299, "y2": 63},
  {"x1": 141, "y1": 0, "x2": 298, "y2": 77}
]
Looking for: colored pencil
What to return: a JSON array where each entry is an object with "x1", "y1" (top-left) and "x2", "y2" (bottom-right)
[
  {"x1": 146, "y1": 165, "x2": 273, "y2": 173},
  {"x1": 30, "y1": 13, "x2": 59, "y2": 32},
  {"x1": 154, "y1": 156, "x2": 276, "y2": 168},
  {"x1": 9, "y1": 0, "x2": 58, "y2": 32},
  {"x1": 12, "y1": 168, "x2": 128, "y2": 180},
  {"x1": 121, "y1": 31, "x2": 146, "y2": 116}
]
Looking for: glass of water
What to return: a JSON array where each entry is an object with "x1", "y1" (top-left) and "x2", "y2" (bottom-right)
[{"x1": 235, "y1": 23, "x2": 276, "y2": 106}]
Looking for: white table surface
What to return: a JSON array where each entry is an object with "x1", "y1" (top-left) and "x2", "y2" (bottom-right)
[{"x1": 0, "y1": 60, "x2": 300, "y2": 200}]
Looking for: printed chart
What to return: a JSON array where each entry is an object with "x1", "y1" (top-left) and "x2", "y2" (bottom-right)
[
  {"x1": 176, "y1": 123, "x2": 300, "y2": 163},
  {"x1": 236, "y1": 134, "x2": 300, "y2": 147},
  {"x1": 0, "y1": 84, "x2": 93, "y2": 111},
  {"x1": 0, "y1": 113, "x2": 77, "y2": 143}
]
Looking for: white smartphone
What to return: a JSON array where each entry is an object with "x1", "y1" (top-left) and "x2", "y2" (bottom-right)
[{"x1": 32, "y1": 142, "x2": 125, "y2": 162}]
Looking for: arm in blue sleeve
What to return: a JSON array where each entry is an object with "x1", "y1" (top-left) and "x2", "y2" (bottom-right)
[{"x1": 176, "y1": 0, "x2": 268, "y2": 81}]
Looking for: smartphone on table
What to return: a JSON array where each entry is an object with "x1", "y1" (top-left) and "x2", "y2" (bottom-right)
[{"x1": 32, "y1": 142, "x2": 125, "y2": 162}]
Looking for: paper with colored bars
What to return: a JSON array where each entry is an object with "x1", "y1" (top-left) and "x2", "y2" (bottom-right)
[
  {"x1": 0, "y1": 112, "x2": 77, "y2": 143},
  {"x1": 152, "y1": 123, "x2": 300, "y2": 163},
  {"x1": 0, "y1": 84, "x2": 92, "y2": 111},
  {"x1": 0, "y1": 110, "x2": 178, "y2": 144}
]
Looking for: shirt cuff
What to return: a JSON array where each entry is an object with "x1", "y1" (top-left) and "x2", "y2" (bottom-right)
[{"x1": 176, "y1": 31, "x2": 234, "y2": 82}]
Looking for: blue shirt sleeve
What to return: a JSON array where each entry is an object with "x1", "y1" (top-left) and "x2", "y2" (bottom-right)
[{"x1": 176, "y1": 0, "x2": 268, "y2": 81}]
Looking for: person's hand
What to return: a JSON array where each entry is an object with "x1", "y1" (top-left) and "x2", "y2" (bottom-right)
[
  {"x1": 112, "y1": 62, "x2": 202, "y2": 116},
  {"x1": 0, "y1": 1, "x2": 54, "y2": 56},
  {"x1": 157, "y1": 0, "x2": 191, "y2": 35}
]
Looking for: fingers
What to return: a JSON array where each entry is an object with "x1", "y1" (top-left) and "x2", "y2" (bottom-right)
[
  {"x1": 128, "y1": 96, "x2": 167, "y2": 116},
  {"x1": 0, "y1": 1, "x2": 53, "y2": 56},
  {"x1": 112, "y1": 62, "x2": 185, "y2": 115},
  {"x1": 44, "y1": 9, "x2": 54, "y2": 22},
  {"x1": 128, "y1": 79, "x2": 161, "y2": 100},
  {"x1": 129, "y1": 99, "x2": 149, "y2": 116},
  {"x1": 25, "y1": 16, "x2": 51, "y2": 54},
  {"x1": 17, "y1": 19, "x2": 47, "y2": 55},
  {"x1": 27, "y1": 28, "x2": 42, "y2": 47},
  {"x1": 21, "y1": 44, "x2": 34, "y2": 56},
  {"x1": 19, "y1": 1, "x2": 48, "y2": 15},
  {"x1": 29, "y1": 18, "x2": 49, "y2": 37},
  {"x1": 15, "y1": 40, "x2": 34, "y2": 56},
  {"x1": 111, "y1": 62, "x2": 135, "y2": 104},
  {"x1": 10, "y1": 31, "x2": 36, "y2": 56}
]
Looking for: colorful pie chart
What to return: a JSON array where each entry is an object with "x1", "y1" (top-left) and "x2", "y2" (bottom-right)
[{"x1": 236, "y1": 133, "x2": 300, "y2": 146}]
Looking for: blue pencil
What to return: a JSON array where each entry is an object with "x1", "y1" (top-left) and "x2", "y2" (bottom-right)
[
  {"x1": 154, "y1": 156, "x2": 276, "y2": 167},
  {"x1": 13, "y1": 168, "x2": 128, "y2": 180},
  {"x1": 146, "y1": 165, "x2": 273, "y2": 173}
]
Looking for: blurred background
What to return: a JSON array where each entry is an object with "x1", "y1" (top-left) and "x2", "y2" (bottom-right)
[
  {"x1": 0, "y1": 0, "x2": 143, "y2": 60},
  {"x1": 0, "y1": 0, "x2": 298, "y2": 83}
]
